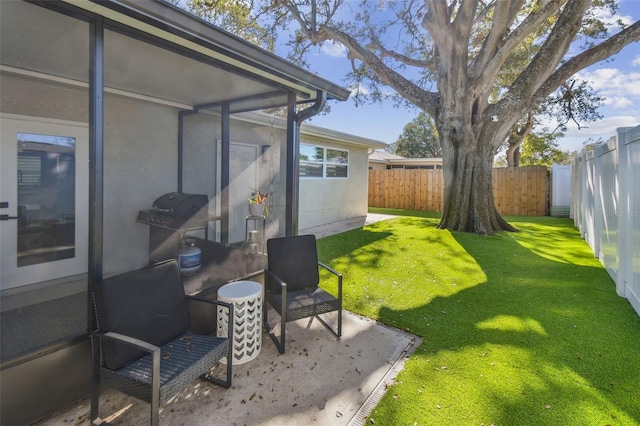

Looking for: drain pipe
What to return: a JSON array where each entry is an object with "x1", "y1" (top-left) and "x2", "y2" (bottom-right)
[
  {"x1": 285, "y1": 90, "x2": 327, "y2": 236},
  {"x1": 296, "y1": 90, "x2": 327, "y2": 126}
]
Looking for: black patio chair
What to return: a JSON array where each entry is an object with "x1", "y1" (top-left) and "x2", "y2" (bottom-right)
[
  {"x1": 264, "y1": 234, "x2": 342, "y2": 353},
  {"x1": 90, "y1": 259, "x2": 232, "y2": 426}
]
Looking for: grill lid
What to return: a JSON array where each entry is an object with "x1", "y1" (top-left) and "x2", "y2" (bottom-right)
[{"x1": 137, "y1": 192, "x2": 208, "y2": 230}]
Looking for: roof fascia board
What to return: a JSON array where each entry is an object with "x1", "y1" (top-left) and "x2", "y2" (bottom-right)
[{"x1": 234, "y1": 111, "x2": 387, "y2": 149}]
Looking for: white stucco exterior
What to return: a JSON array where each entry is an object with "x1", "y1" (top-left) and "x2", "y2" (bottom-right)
[{"x1": 2, "y1": 72, "x2": 386, "y2": 278}]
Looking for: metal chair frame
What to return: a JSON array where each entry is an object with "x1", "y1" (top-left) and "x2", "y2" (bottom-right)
[{"x1": 263, "y1": 235, "x2": 342, "y2": 353}]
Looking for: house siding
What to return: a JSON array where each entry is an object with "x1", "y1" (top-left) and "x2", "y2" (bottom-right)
[{"x1": 299, "y1": 137, "x2": 370, "y2": 230}]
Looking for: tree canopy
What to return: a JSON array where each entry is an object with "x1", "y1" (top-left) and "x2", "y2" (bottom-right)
[{"x1": 391, "y1": 112, "x2": 442, "y2": 158}]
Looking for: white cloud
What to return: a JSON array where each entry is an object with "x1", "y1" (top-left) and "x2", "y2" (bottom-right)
[
  {"x1": 578, "y1": 68, "x2": 640, "y2": 94},
  {"x1": 591, "y1": 7, "x2": 633, "y2": 28},
  {"x1": 564, "y1": 115, "x2": 638, "y2": 137},
  {"x1": 633, "y1": 55, "x2": 640, "y2": 67},
  {"x1": 557, "y1": 115, "x2": 639, "y2": 151},
  {"x1": 603, "y1": 96, "x2": 633, "y2": 109},
  {"x1": 577, "y1": 68, "x2": 640, "y2": 104},
  {"x1": 320, "y1": 41, "x2": 347, "y2": 58}
]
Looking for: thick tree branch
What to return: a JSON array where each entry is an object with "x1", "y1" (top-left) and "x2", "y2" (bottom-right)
[
  {"x1": 423, "y1": 0, "x2": 453, "y2": 59},
  {"x1": 472, "y1": 0, "x2": 525, "y2": 77},
  {"x1": 476, "y1": 0, "x2": 567, "y2": 88},
  {"x1": 495, "y1": 0, "x2": 591, "y2": 120},
  {"x1": 318, "y1": 24, "x2": 439, "y2": 115},
  {"x1": 453, "y1": 0, "x2": 479, "y2": 43},
  {"x1": 277, "y1": 0, "x2": 315, "y2": 41},
  {"x1": 366, "y1": 36, "x2": 435, "y2": 70},
  {"x1": 533, "y1": 19, "x2": 640, "y2": 106}
]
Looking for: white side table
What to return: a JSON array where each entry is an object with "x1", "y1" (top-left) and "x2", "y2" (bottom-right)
[{"x1": 217, "y1": 280, "x2": 262, "y2": 364}]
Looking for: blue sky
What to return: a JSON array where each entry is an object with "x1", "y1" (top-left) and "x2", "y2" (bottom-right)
[{"x1": 302, "y1": 1, "x2": 640, "y2": 153}]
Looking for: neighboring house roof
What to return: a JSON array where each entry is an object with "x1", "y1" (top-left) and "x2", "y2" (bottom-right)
[
  {"x1": 369, "y1": 151, "x2": 406, "y2": 163},
  {"x1": 301, "y1": 123, "x2": 388, "y2": 150},
  {"x1": 369, "y1": 151, "x2": 443, "y2": 165}
]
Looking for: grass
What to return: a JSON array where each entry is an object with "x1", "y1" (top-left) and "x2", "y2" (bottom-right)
[{"x1": 316, "y1": 209, "x2": 640, "y2": 426}]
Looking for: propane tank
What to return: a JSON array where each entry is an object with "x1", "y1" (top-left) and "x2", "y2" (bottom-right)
[{"x1": 178, "y1": 239, "x2": 201, "y2": 276}]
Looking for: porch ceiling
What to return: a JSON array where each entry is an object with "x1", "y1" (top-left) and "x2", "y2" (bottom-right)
[{"x1": 0, "y1": 0, "x2": 344, "y2": 113}]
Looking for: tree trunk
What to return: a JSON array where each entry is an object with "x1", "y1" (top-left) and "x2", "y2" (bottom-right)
[
  {"x1": 506, "y1": 139, "x2": 521, "y2": 167},
  {"x1": 505, "y1": 112, "x2": 534, "y2": 167},
  {"x1": 437, "y1": 123, "x2": 517, "y2": 235}
]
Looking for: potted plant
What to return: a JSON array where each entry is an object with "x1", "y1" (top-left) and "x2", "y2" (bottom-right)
[{"x1": 248, "y1": 189, "x2": 273, "y2": 217}]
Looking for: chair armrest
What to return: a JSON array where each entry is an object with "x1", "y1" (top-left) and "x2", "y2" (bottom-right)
[
  {"x1": 184, "y1": 296, "x2": 234, "y2": 356},
  {"x1": 318, "y1": 262, "x2": 341, "y2": 278},
  {"x1": 92, "y1": 330, "x2": 162, "y2": 404},
  {"x1": 185, "y1": 295, "x2": 233, "y2": 313},
  {"x1": 319, "y1": 262, "x2": 343, "y2": 299},
  {"x1": 242, "y1": 269, "x2": 265, "y2": 281},
  {"x1": 93, "y1": 330, "x2": 159, "y2": 355},
  {"x1": 264, "y1": 269, "x2": 287, "y2": 291}
]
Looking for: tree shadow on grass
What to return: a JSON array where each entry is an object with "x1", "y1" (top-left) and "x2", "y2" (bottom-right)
[{"x1": 367, "y1": 226, "x2": 640, "y2": 425}]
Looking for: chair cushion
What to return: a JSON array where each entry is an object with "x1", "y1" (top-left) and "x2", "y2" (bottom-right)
[
  {"x1": 95, "y1": 259, "x2": 191, "y2": 370},
  {"x1": 267, "y1": 235, "x2": 319, "y2": 292}
]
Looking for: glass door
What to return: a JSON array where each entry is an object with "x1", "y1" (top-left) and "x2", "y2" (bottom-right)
[{"x1": 0, "y1": 115, "x2": 88, "y2": 290}]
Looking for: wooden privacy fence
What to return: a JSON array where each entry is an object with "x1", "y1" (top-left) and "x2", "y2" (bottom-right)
[{"x1": 368, "y1": 166, "x2": 548, "y2": 216}]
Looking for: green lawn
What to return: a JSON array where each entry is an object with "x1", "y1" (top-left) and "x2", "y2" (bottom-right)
[{"x1": 316, "y1": 209, "x2": 640, "y2": 426}]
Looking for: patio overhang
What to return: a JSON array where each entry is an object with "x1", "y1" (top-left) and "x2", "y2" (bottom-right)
[{"x1": 6, "y1": 0, "x2": 350, "y2": 115}]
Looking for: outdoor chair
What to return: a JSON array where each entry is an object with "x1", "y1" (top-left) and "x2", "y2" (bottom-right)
[
  {"x1": 90, "y1": 259, "x2": 233, "y2": 426},
  {"x1": 264, "y1": 234, "x2": 342, "y2": 353}
]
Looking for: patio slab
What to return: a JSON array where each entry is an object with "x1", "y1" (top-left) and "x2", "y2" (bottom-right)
[
  {"x1": 299, "y1": 213, "x2": 398, "y2": 239},
  {"x1": 38, "y1": 310, "x2": 418, "y2": 425}
]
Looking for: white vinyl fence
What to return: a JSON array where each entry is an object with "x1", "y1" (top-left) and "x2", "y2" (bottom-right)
[{"x1": 571, "y1": 125, "x2": 640, "y2": 317}]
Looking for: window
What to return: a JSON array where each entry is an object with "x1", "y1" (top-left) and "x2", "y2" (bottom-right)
[
  {"x1": 17, "y1": 133, "x2": 77, "y2": 267},
  {"x1": 300, "y1": 143, "x2": 349, "y2": 178}
]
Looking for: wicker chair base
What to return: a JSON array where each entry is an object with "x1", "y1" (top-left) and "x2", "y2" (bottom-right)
[
  {"x1": 268, "y1": 287, "x2": 341, "y2": 323},
  {"x1": 101, "y1": 333, "x2": 228, "y2": 405}
]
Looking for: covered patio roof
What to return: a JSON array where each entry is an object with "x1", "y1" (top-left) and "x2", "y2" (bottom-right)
[{"x1": 2, "y1": 0, "x2": 350, "y2": 114}]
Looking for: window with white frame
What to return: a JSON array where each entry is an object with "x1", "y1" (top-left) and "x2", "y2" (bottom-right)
[{"x1": 300, "y1": 143, "x2": 349, "y2": 178}]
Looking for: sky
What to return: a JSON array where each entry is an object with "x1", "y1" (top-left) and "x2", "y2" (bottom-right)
[{"x1": 298, "y1": 1, "x2": 640, "y2": 153}]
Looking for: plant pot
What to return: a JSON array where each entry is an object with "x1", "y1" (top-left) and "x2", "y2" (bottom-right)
[{"x1": 249, "y1": 203, "x2": 265, "y2": 217}]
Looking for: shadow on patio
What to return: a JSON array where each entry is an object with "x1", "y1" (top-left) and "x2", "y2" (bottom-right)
[{"x1": 38, "y1": 309, "x2": 418, "y2": 425}]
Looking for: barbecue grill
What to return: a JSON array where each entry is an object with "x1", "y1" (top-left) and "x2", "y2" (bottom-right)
[{"x1": 137, "y1": 192, "x2": 209, "y2": 263}]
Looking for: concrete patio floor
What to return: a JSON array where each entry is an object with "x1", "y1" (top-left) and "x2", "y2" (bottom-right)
[
  {"x1": 38, "y1": 213, "x2": 415, "y2": 426},
  {"x1": 41, "y1": 312, "x2": 418, "y2": 425}
]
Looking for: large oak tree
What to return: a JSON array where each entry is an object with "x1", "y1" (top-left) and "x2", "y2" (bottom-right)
[{"x1": 183, "y1": 0, "x2": 640, "y2": 234}]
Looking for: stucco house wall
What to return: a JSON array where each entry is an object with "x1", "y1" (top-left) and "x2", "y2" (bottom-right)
[
  {"x1": 2, "y1": 73, "x2": 182, "y2": 276},
  {"x1": 3, "y1": 73, "x2": 385, "y2": 280},
  {"x1": 299, "y1": 135, "x2": 372, "y2": 230}
]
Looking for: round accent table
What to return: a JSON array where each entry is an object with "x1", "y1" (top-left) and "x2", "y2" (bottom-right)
[{"x1": 217, "y1": 280, "x2": 262, "y2": 364}]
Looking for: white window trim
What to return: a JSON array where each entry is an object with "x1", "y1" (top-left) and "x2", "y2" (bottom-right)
[{"x1": 300, "y1": 143, "x2": 349, "y2": 179}]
